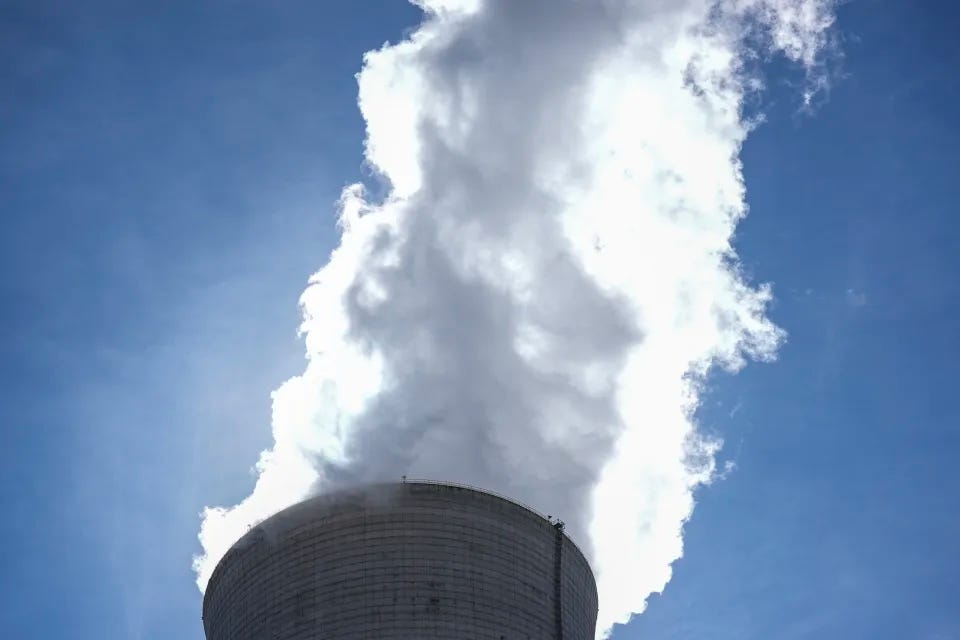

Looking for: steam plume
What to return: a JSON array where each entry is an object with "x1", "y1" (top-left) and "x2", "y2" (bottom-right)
[{"x1": 195, "y1": 0, "x2": 835, "y2": 634}]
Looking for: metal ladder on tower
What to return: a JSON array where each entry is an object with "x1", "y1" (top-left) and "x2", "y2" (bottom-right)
[{"x1": 552, "y1": 520, "x2": 565, "y2": 640}]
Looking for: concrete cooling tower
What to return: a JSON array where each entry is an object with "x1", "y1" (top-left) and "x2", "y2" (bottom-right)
[{"x1": 202, "y1": 480, "x2": 598, "y2": 639}]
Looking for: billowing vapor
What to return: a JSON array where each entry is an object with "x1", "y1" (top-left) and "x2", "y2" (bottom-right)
[{"x1": 195, "y1": 0, "x2": 835, "y2": 634}]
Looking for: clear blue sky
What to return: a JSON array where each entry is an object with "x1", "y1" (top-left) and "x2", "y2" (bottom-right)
[{"x1": 1, "y1": 1, "x2": 957, "y2": 638}]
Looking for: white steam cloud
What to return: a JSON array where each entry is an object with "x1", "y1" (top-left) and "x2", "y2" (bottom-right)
[{"x1": 195, "y1": 0, "x2": 835, "y2": 634}]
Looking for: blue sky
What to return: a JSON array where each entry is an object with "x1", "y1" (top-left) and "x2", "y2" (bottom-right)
[{"x1": 1, "y1": 1, "x2": 957, "y2": 638}]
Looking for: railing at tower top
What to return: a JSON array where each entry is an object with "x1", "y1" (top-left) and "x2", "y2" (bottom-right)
[{"x1": 399, "y1": 477, "x2": 589, "y2": 564}]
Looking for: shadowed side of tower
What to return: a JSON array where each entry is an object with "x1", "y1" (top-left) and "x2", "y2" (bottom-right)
[{"x1": 202, "y1": 481, "x2": 598, "y2": 639}]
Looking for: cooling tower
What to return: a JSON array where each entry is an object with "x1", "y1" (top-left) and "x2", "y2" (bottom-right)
[{"x1": 202, "y1": 480, "x2": 598, "y2": 639}]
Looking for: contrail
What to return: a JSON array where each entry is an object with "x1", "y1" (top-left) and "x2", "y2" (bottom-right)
[{"x1": 195, "y1": 0, "x2": 835, "y2": 635}]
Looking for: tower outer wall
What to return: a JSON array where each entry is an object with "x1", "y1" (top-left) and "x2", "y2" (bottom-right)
[{"x1": 202, "y1": 481, "x2": 598, "y2": 640}]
